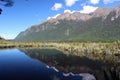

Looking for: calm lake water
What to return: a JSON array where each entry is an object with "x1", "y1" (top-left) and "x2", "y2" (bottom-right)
[{"x1": 0, "y1": 48, "x2": 114, "y2": 80}]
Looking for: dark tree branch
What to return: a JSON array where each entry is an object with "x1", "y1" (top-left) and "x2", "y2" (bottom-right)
[
  {"x1": 0, "y1": 0, "x2": 28, "y2": 15},
  {"x1": 0, "y1": 8, "x2": 2, "y2": 14},
  {"x1": 0, "y1": 0, "x2": 14, "y2": 7},
  {"x1": 0, "y1": 0, "x2": 14, "y2": 14}
]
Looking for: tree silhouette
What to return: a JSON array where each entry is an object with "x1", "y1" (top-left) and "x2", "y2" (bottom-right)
[
  {"x1": 0, "y1": 0, "x2": 14, "y2": 14},
  {"x1": 0, "y1": 8, "x2": 2, "y2": 14}
]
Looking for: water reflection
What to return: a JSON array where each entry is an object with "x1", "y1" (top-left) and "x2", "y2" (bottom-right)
[
  {"x1": 0, "y1": 49, "x2": 95, "y2": 80},
  {"x1": 20, "y1": 48, "x2": 115, "y2": 80},
  {"x1": 0, "y1": 49, "x2": 53, "y2": 80}
]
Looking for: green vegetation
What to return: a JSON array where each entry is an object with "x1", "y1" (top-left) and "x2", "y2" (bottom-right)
[
  {"x1": 15, "y1": 9, "x2": 120, "y2": 42},
  {"x1": 0, "y1": 39, "x2": 120, "y2": 80},
  {"x1": 15, "y1": 19, "x2": 120, "y2": 42},
  {"x1": 0, "y1": 39, "x2": 120, "y2": 66}
]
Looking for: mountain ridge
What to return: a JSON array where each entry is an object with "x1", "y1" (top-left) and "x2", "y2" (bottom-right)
[{"x1": 15, "y1": 5, "x2": 120, "y2": 42}]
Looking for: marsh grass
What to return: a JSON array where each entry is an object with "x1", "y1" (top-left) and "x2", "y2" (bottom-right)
[{"x1": 0, "y1": 40, "x2": 120, "y2": 80}]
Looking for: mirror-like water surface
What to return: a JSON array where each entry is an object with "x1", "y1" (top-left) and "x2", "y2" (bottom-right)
[{"x1": 0, "y1": 48, "x2": 116, "y2": 80}]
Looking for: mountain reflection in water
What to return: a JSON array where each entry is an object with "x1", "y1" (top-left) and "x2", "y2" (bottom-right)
[
  {"x1": 20, "y1": 48, "x2": 115, "y2": 80},
  {"x1": 0, "y1": 49, "x2": 96, "y2": 80}
]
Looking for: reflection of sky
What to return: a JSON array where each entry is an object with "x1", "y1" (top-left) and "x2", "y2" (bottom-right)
[
  {"x1": 0, "y1": 49, "x2": 96, "y2": 80},
  {"x1": 47, "y1": 65, "x2": 96, "y2": 80}
]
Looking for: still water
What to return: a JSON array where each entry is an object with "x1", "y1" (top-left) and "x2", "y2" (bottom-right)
[{"x1": 0, "y1": 48, "x2": 113, "y2": 80}]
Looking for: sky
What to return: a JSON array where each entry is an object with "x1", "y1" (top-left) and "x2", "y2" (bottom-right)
[{"x1": 0, "y1": 0, "x2": 120, "y2": 39}]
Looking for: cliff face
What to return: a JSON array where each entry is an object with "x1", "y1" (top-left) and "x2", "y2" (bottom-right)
[{"x1": 15, "y1": 5, "x2": 120, "y2": 42}]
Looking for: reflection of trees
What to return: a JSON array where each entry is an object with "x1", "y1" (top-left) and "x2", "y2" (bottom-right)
[{"x1": 20, "y1": 48, "x2": 119, "y2": 80}]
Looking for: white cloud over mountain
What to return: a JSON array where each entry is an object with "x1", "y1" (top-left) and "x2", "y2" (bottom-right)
[
  {"x1": 64, "y1": 9, "x2": 71, "y2": 13},
  {"x1": 51, "y1": 3, "x2": 62, "y2": 11},
  {"x1": 64, "y1": 9, "x2": 74, "y2": 13},
  {"x1": 80, "y1": 6, "x2": 98, "y2": 14},
  {"x1": 65, "y1": 0, "x2": 78, "y2": 7},
  {"x1": 47, "y1": 14, "x2": 60, "y2": 20},
  {"x1": 49, "y1": 0, "x2": 118, "y2": 20},
  {"x1": 90, "y1": 0, "x2": 100, "y2": 4}
]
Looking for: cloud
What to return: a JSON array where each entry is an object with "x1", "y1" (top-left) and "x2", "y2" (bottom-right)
[
  {"x1": 52, "y1": 14, "x2": 61, "y2": 18},
  {"x1": 103, "y1": 0, "x2": 120, "y2": 4},
  {"x1": 80, "y1": 6, "x2": 98, "y2": 14},
  {"x1": 90, "y1": 0, "x2": 100, "y2": 4},
  {"x1": 51, "y1": 3, "x2": 62, "y2": 11},
  {"x1": 64, "y1": 9, "x2": 75, "y2": 13},
  {"x1": 65, "y1": 0, "x2": 78, "y2": 7},
  {"x1": 64, "y1": 9, "x2": 71, "y2": 13},
  {"x1": 47, "y1": 17, "x2": 51, "y2": 20},
  {"x1": 47, "y1": 14, "x2": 60, "y2": 20}
]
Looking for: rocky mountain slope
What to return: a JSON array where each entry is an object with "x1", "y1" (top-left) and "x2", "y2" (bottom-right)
[
  {"x1": 0, "y1": 37, "x2": 4, "y2": 40},
  {"x1": 15, "y1": 4, "x2": 120, "y2": 42}
]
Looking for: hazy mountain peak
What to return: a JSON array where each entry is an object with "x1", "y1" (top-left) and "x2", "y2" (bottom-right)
[
  {"x1": 48, "y1": 11, "x2": 92, "y2": 23},
  {"x1": 48, "y1": 4, "x2": 120, "y2": 22},
  {"x1": 114, "y1": 4, "x2": 120, "y2": 12},
  {"x1": 93, "y1": 7, "x2": 113, "y2": 16},
  {"x1": 47, "y1": 12, "x2": 72, "y2": 23},
  {"x1": 115, "y1": 4, "x2": 120, "y2": 9}
]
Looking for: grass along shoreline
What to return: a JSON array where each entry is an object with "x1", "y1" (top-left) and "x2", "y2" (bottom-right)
[
  {"x1": 0, "y1": 40, "x2": 120, "y2": 67},
  {"x1": 0, "y1": 40, "x2": 120, "y2": 80}
]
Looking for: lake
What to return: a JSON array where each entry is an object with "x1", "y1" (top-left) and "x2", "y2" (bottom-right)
[{"x1": 0, "y1": 48, "x2": 115, "y2": 80}]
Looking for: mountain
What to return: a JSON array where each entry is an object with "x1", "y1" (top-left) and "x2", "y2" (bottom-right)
[
  {"x1": 0, "y1": 36, "x2": 4, "y2": 40},
  {"x1": 15, "y1": 5, "x2": 120, "y2": 42}
]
